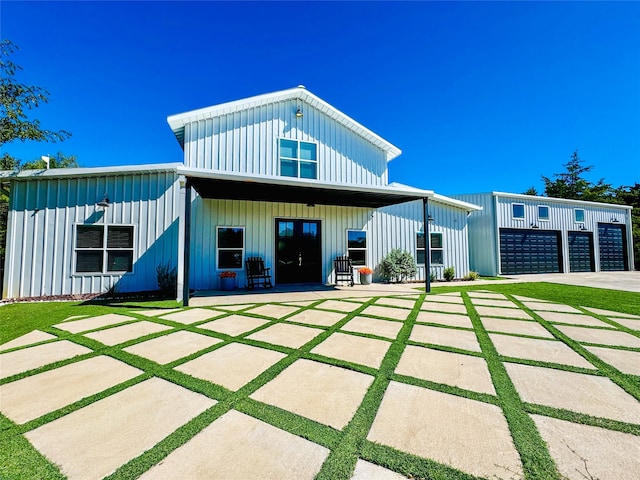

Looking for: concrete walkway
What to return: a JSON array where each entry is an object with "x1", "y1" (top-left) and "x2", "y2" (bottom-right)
[{"x1": 1, "y1": 290, "x2": 639, "y2": 479}]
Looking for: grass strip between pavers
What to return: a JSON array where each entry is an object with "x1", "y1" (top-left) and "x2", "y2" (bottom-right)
[{"x1": 462, "y1": 292, "x2": 562, "y2": 480}]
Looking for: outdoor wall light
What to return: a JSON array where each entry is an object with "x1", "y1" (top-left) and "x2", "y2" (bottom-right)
[
  {"x1": 530, "y1": 223, "x2": 539, "y2": 229},
  {"x1": 295, "y1": 107, "x2": 303, "y2": 118},
  {"x1": 611, "y1": 217, "x2": 619, "y2": 223},
  {"x1": 306, "y1": 203, "x2": 315, "y2": 208},
  {"x1": 579, "y1": 225, "x2": 588, "y2": 231},
  {"x1": 96, "y1": 194, "x2": 110, "y2": 209},
  {"x1": 428, "y1": 214, "x2": 434, "y2": 223}
]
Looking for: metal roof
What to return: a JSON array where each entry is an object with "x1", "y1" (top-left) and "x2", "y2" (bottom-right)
[
  {"x1": 167, "y1": 86, "x2": 402, "y2": 161},
  {"x1": 2, "y1": 163, "x2": 182, "y2": 181},
  {"x1": 490, "y1": 191, "x2": 632, "y2": 210},
  {"x1": 177, "y1": 167, "x2": 432, "y2": 208}
]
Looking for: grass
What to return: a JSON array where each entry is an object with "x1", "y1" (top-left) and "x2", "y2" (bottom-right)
[{"x1": 1, "y1": 283, "x2": 639, "y2": 480}]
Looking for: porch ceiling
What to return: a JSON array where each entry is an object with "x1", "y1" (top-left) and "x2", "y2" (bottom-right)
[{"x1": 179, "y1": 169, "x2": 432, "y2": 208}]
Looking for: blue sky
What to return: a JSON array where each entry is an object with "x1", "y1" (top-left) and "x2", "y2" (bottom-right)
[{"x1": 2, "y1": 1, "x2": 639, "y2": 195}]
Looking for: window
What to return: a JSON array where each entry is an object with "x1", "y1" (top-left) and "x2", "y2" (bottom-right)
[
  {"x1": 75, "y1": 225, "x2": 134, "y2": 274},
  {"x1": 347, "y1": 230, "x2": 367, "y2": 266},
  {"x1": 217, "y1": 227, "x2": 244, "y2": 269},
  {"x1": 575, "y1": 209, "x2": 585, "y2": 223},
  {"x1": 538, "y1": 205, "x2": 550, "y2": 221},
  {"x1": 512, "y1": 203, "x2": 525, "y2": 219},
  {"x1": 279, "y1": 139, "x2": 317, "y2": 179},
  {"x1": 416, "y1": 232, "x2": 426, "y2": 265},
  {"x1": 430, "y1": 232, "x2": 444, "y2": 265}
]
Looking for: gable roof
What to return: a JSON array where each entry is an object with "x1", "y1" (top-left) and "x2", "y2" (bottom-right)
[{"x1": 167, "y1": 86, "x2": 402, "y2": 161}]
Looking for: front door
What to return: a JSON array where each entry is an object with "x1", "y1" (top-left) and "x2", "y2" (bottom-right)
[{"x1": 275, "y1": 219, "x2": 322, "y2": 284}]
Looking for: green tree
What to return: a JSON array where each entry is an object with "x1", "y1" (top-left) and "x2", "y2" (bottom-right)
[
  {"x1": 21, "y1": 152, "x2": 78, "y2": 170},
  {"x1": 522, "y1": 186, "x2": 539, "y2": 196},
  {"x1": 541, "y1": 150, "x2": 614, "y2": 201}
]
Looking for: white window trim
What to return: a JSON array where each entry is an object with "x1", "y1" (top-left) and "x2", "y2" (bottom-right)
[
  {"x1": 216, "y1": 226, "x2": 245, "y2": 270},
  {"x1": 574, "y1": 208, "x2": 586, "y2": 223},
  {"x1": 278, "y1": 138, "x2": 319, "y2": 179},
  {"x1": 430, "y1": 232, "x2": 444, "y2": 266},
  {"x1": 346, "y1": 229, "x2": 367, "y2": 266},
  {"x1": 512, "y1": 203, "x2": 525, "y2": 220},
  {"x1": 416, "y1": 231, "x2": 426, "y2": 265},
  {"x1": 537, "y1": 205, "x2": 550, "y2": 222},
  {"x1": 73, "y1": 223, "x2": 136, "y2": 276}
]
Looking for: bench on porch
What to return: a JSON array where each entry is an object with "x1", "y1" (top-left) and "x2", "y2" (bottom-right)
[
  {"x1": 245, "y1": 257, "x2": 273, "y2": 289},
  {"x1": 334, "y1": 255, "x2": 354, "y2": 287}
]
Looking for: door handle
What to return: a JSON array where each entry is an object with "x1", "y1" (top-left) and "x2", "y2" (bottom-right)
[{"x1": 298, "y1": 252, "x2": 302, "y2": 266}]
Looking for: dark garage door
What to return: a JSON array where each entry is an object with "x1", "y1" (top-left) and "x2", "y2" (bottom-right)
[
  {"x1": 499, "y1": 229, "x2": 562, "y2": 274},
  {"x1": 568, "y1": 231, "x2": 594, "y2": 272},
  {"x1": 598, "y1": 223, "x2": 628, "y2": 271}
]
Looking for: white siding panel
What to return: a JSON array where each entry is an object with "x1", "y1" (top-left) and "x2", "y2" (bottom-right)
[
  {"x1": 183, "y1": 99, "x2": 388, "y2": 186},
  {"x1": 4, "y1": 172, "x2": 181, "y2": 299}
]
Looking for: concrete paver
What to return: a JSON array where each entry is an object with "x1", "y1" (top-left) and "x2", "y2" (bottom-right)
[
  {"x1": 522, "y1": 302, "x2": 582, "y2": 313},
  {"x1": 316, "y1": 299, "x2": 363, "y2": 312},
  {"x1": 608, "y1": 317, "x2": 640, "y2": 330},
  {"x1": 124, "y1": 331, "x2": 221, "y2": 364},
  {"x1": 421, "y1": 301, "x2": 468, "y2": 314},
  {"x1": 176, "y1": 343, "x2": 285, "y2": 391},
  {"x1": 585, "y1": 346, "x2": 640, "y2": 376},
  {"x1": 423, "y1": 294, "x2": 465, "y2": 304},
  {"x1": 134, "y1": 308, "x2": 182, "y2": 317},
  {"x1": 513, "y1": 295, "x2": 552, "y2": 303},
  {"x1": 415, "y1": 311, "x2": 472, "y2": 328},
  {"x1": 0, "y1": 356, "x2": 141, "y2": 424},
  {"x1": 246, "y1": 323, "x2": 323, "y2": 348},
  {"x1": 396, "y1": 345, "x2": 495, "y2": 394},
  {"x1": 481, "y1": 318, "x2": 553, "y2": 338},
  {"x1": 281, "y1": 300, "x2": 317, "y2": 306},
  {"x1": 160, "y1": 308, "x2": 225, "y2": 324},
  {"x1": 532, "y1": 414, "x2": 640, "y2": 480},
  {"x1": 25, "y1": 378, "x2": 215, "y2": 480},
  {"x1": 84, "y1": 321, "x2": 172, "y2": 346},
  {"x1": 474, "y1": 305, "x2": 532, "y2": 319},
  {"x1": 582, "y1": 307, "x2": 640, "y2": 319},
  {"x1": 536, "y1": 311, "x2": 609, "y2": 327},
  {"x1": 54, "y1": 313, "x2": 135, "y2": 333},
  {"x1": 250, "y1": 359, "x2": 373, "y2": 430},
  {"x1": 469, "y1": 298, "x2": 519, "y2": 308},
  {"x1": 361, "y1": 305, "x2": 411, "y2": 320},
  {"x1": 244, "y1": 304, "x2": 300, "y2": 318},
  {"x1": 139, "y1": 410, "x2": 329, "y2": 480},
  {"x1": 351, "y1": 460, "x2": 405, "y2": 480},
  {"x1": 311, "y1": 332, "x2": 391, "y2": 369},
  {"x1": 1, "y1": 330, "x2": 56, "y2": 351},
  {"x1": 375, "y1": 297, "x2": 416, "y2": 309},
  {"x1": 197, "y1": 314, "x2": 270, "y2": 336},
  {"x1": 489, "y1": 333, "x2": 593, "y2": 368},
  {"x1": 286, "y1": 309, "x2": 346, "y2": 327},
  {"x1": 467, "y1": 291, "x2": 507, "y2": 299},
  {"x1": 368, "y1": 381, "x2": 522, "y2": 479},
  {"x1": 215, "y1": 304, "x2": 256, "y2": 311},
  {"x1": 555, "y1": 325, "x2": 640, "y2": 348},
  {"x1": 341, "y1": 316, "x2": 403, "y2": 339},
  {"x1": 0, "y1": 341, "x2": 92, "y2": 379},
  {"x1": 505, "y1": 363, "x2": 640, "y2": 423},
  {"x1": 410, "y1": 324, "x2": 481, "y2": 352}
]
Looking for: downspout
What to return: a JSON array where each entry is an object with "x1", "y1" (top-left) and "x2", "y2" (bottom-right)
[
  {"x1": 182, "y1": 180, "x2": 192, "y2": 306},
  {"x1": 423, "y1": 197, "x2": 431, "y2": 293}
]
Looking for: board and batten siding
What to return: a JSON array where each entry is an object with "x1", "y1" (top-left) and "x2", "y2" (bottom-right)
[
  {"x1": 3, "y1": 172, "x2": 181, "y2": 299},
  {"x1": 182, "y1": 98, "x2": 388, "y2": 186},
  {"x1": 190, "y1": 197, "x2": 472, "y2": 288}
]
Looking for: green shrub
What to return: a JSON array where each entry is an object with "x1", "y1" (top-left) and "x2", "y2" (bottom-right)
[
  {"x1": 156, "y1": 262, "x2": 177, "y2": 295},
  {"x1": 430, "y1": 270, "x2": 436, "y2": 282},
  {"x1": 379, "y1": 249, "x2": 417, "y2": 283},
  {"x1": 443, "y1": 266, "x2": 455, "y2": 281},
  {"x1": 464, "y1": 270, "x2": 480, "y2": 281}
]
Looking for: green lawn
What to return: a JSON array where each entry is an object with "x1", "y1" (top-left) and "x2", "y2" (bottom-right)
[{"x1": 1, "y1": 283, "x2": 638, "y2": 480}]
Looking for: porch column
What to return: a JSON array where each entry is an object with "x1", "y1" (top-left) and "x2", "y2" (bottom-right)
[
  {"x1": 423, "y1": 197, "x2": 431, "y2": 293},
  {"x1": 182, "y1": 180, "x2": 192, "y2": 306}
]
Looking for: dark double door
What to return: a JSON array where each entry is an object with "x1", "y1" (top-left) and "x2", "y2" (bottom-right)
[{"x1": 275, "y1": 219, "x2": 322, "y2": 284}]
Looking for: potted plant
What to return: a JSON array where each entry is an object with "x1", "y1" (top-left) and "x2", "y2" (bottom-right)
[
  {"x1": 358, "y1": 267, "x2": 373, "y2": 285},
  {"x1": 219, "y1": 271, "x2": 237, "y2": 291}
]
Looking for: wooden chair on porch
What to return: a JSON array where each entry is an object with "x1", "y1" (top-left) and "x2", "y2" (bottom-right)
[
  {"x1": 334, "y1": 255, "x2": 354, "y2": 287},
  {"x1": 245, "y1": 257, "x2": 273, "y2": 289}
]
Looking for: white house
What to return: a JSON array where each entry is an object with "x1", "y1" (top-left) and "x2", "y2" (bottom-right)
[
  {"x1": 2, "y1": 86, "x2": 481, "y2": 303},
  {"x1": 452, "y1": 192, "x2": 634, "y2": 276}
]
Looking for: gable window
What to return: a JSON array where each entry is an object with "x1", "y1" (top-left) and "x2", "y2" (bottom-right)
[
  {"x1": 347, "y1": 230, "x2": 367, "y2": 266},
  {"x1": 430, "y1": 232, "x2": 444, "y2": 265},
  {"x1": 279, "y1": 139, "x2": 317, "y2": 179},
  {"x1": 416, "y1": 232, "x2": 426, "y2": 265},
  {"x1": 217, "y1": 227, "x2": 244, "y2": 269},
  {"x1": 75, "y1": 225, "x2": 134, "y2": 274},
  {"x1": 538, "y1": 205, "x2": 550, "y2": 221},
  {"x1": 575, "y1": 209, "x2": 585, "y2": 223},
  {"x1": 512, "y1": 203, "x2": 525, "y2": 219}
]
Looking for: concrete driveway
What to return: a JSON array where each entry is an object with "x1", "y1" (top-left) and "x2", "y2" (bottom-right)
[
  {"x1": 1, "y1": 291, "x2": 639, "y2": 479},
  {"x1": 508, "y1": 271, "x2": 640, "y2": 292}
]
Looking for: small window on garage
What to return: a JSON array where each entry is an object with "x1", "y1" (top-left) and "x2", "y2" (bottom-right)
[
  {"x1": 512, "y1": 203, "x2": 525, "y2": 219},
  {"x1": 416, "y1": 231, "x2": 426, "y2": 265},
  {"x1": 430, "y1": 232, "x2": 444, "y2": 265},
  {"x1": 538, "y1": 205, "x2": 550, "y2": 221},
  {"x1": 347, "y1": 230, "x2": 367, "y2": 266},
  {"x1": 217, "y1": 227, "x2": 244, "y2": 269},
  {"x1": 575, "y1": 209, "x2": 585, "y2": 223}
]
